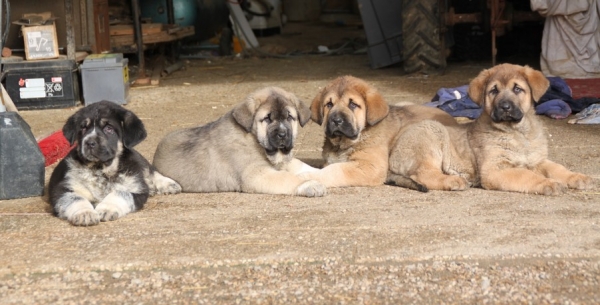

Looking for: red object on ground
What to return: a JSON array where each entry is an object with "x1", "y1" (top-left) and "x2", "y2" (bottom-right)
[
  {"x1": 564, "y1": 78, "x2": 600, "y2": 99},
  {"x1": 37, "y1": 130, "x2": 73, "y2": 167}
]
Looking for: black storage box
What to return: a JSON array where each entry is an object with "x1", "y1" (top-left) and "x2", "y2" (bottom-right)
[
  {"x1": 0, "y1": 111, "x2": 45, "y2": 200},
  {"x1": 357, "y1": 0, "x2": 403, "y2": 69},
  {"x1": 2, "y1": 59, "x2": 80, "y2": 110}
]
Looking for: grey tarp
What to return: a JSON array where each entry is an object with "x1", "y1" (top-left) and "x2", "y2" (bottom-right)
[{"x1": 531, "y1": 0, "x2": 600, "y2": 78}]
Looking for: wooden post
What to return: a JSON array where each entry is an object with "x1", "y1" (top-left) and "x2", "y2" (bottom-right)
[
  {"x1": 131, "y1": 0, "x2": 146, "y2": 78},
  {"x1": 65, "y1": 0, "x2": 76, "y2": 60}
]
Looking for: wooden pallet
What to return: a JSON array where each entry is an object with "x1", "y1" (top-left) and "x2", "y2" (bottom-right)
[
  {"x1": 110, "y1": 25, "x2": 195, "y2": 51},
  {"x1": 109, "y1": 23, "x2": 165, "y2": 36}
]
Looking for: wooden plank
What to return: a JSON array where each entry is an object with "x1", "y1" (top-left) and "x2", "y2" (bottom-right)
[
  {"x1": 226, "y1": 1, "x2": 259, "y2": 48},
  {"x1": 75, "y1": 51, "x2": 89, "y2": 62},
  {"x1": 65, "y1": 0, "x2": 76, "y2": 60},
  {"x1": 110, "y1": 26, "x2": 194, "y2": 47},
  {"x1": 109, "y1": 23, "x2": 164, "y2": 36}
]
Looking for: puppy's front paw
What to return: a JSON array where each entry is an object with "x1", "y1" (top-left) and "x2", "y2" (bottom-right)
[
  {"x1": 537, "y1": 179, "x2": 567, "y2": 196},
  {"x1": 96, "y1": 204, "x2": 121, "y2": 222},
  {"x1": 296, "y1": 180, "x2": 327, "y2": 197},
  {"x1": 96, "y1": 193, "x2": 132, "y2": 222},
  {"x1": 566, "y1": 173, "x2": 594, "y2": 190},
  {"x1": 69, "y1": 209, "x2": 100, "y2": 226},
  {"x1": 443, "y1": 175, "x2": 469, "y2": 191}
]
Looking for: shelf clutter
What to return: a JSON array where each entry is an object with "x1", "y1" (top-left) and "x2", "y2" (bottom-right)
[{"x1": 109, "y1": 23, "x2": 195, "y2": 53}]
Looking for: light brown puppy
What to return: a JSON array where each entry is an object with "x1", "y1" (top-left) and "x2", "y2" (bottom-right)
[
  {"x1": 468, "y1": 63, "x2": 593, "y2": 194},
  {"x1": 298, "y1": 75, "x2": 459, "y2": 190},
  {"x1": 390, "y1": 113, "x2": 477, "y2": 191},
  {"x1": 394, "y1": 63, "x2": 594, "y2": 194}
]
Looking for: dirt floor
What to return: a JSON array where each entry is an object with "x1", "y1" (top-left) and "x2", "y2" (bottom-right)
[{"x1": 1, "y1": 22, "x2": 600, "y2": 303}]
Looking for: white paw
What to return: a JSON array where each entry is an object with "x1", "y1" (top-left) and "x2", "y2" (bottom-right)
[
  {"x1": 96, "y1": 203, "x2": 122, "y2": 222},
  {"x1": 152, "y1": 172, "x2": 183, "y2": 195},
  {"x1": 69, "y1": 208, "x2": 100, "y2": 226},
  {"x1": 95, "y1": 192, "x2": 134, "y2": 222},
  {"x1": 295, "y1": 180, "x2": 327, "y2": 197},
  {"x1": 59, "y1": 198, "x2": 99, "y2": 226}
]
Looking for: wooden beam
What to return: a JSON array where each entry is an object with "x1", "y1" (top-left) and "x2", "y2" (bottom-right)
[
  {"x1": 110, "y1": 26, "x2": 195, "y2": 48},
  {"x1": 65, "y1": 0, "x2": 76, "y2": 60},
  {"x1": 110, "y1": 23, "x2": 165, "y2": 36}
]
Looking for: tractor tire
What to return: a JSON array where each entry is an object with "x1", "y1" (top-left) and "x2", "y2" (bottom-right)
[{"x1": 401, "y1": 0, "x2": 446, "y2": 74}]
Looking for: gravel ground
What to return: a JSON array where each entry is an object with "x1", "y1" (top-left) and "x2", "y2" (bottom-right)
[{"x1": 2, "y1": 257, "x2": 600, "y2": 304}]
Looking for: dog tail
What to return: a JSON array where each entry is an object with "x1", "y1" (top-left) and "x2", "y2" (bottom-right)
[{"x1": 386, "y1": 175, "x2": 428, "y2": 193}]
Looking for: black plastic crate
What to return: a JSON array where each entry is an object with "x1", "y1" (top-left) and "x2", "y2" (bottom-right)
[
  {"x1": 0, "y1": 111, "x2": 45, "y2": 200},
  {"x1": 2, "y1": 59, "x2": 80, "y2": 110},
  {"x1": 357, "y1": 0, "x2": 403, "y2": 69}
]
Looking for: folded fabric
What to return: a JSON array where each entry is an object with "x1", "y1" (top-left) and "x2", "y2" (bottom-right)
[
  {"x1": 427, "y1": 85, "x2": 481, "y2": 119},
  {"x1": 431, "y1": 85, "x2": 470, "y2": 103},
  {"x1": 535, "y1": 99, "x2": 572, "y2": 119},
  {"x1": 537, "y1": 77, "x2": 600, "y2": 113},
  {"x1": 546, "y1": 76, "x2": 572, "y2": 96},
  {"x1": 568, "y1": 104, "x2": 600, "y2": 124}
]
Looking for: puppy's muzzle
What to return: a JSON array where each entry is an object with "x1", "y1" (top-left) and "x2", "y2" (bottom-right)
[
  {"x1": 266, "y1": 125, "x2": 293, "y2": 155},
  {"x1": 491, "y1": 100, "x2": 523, "y2": 123},
  {"x1": 326, "y1": 112, "x2": 358, "y2": 139},
  {"x1": 81, "y1": 136, "x2": 114, "y2": 163}
]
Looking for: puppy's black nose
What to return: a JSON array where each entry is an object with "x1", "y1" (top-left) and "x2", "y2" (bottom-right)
[
  {"x1": 499, "y1": 101, "x2": 512, "y2": 111},
  {"x1": 332, "y1": 117, "x2": 343, "y2": 126},
  {"x1": 85, "y1": 141, "x2": 97, "y2": 148},
  {"x1": 277, "y1": 130, "x2": 286, "y2": 139}
]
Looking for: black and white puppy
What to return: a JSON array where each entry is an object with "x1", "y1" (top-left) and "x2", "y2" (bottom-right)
[{"x1": 48, "y1": 101, "x2": 182, "y2": 226}]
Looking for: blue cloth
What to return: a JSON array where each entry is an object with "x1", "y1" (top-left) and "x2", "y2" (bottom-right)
[
  {"x1": 546, "y1": 76, "x2": 572, "y2": 96},
  {"x1": 535, "y1": 99, "x2": 571, "y2": 119},
  {"x1": 425, "y1": 85, "x2": 482, "y2": 119}
]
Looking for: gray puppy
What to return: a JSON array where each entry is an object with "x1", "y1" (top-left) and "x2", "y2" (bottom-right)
[{"x1": 153, "y1": 87, "x2": 325, "y2": 197}]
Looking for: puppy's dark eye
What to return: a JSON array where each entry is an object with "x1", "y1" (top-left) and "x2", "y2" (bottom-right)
[
  {"x1": 325, "y1": 101, "x2": 333, "y2": 109},
  {"x1": 489, "y1": 87, "x2": 499, "y2": 95},
  {"x1": 513, "y1": 85, "x2": 523, "y2": 94},
  {"x1": 103, "y1": 125, "x2": 115, "y2": 134},
  {"x1": 287, "y1": 111, "x2": 295, "y2": 122},
  {"x1": 263, "y1": 114, "x2": 272, "y2": 124},
  {"x1": 348, "y1": 100, "x2": 359, "y2": 110}
]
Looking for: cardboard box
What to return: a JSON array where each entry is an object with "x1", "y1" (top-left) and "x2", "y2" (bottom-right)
[{"x1": 22, "y1": 24, "x2": 59, "y2": 60}]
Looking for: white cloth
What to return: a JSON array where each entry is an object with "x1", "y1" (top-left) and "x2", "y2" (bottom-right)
[{"x1": 531, "y1": 0, "x2": 600, "y2": 78}]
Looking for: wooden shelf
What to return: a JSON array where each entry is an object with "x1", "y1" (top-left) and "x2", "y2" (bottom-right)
[{"x1": 110, "y1": 24, "x2": 195, "y2": 52}]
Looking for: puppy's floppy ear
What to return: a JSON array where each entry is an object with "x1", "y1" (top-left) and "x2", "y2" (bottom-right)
[
  {"x1": 467, "y1": 68, "x2": 492, "y2": 106},
  {"x1": 293, "y1": 98, "x2": 312, "y2": 127},
  {"x1": 62, "y1": 110, "x2": 83, "y2": 145},
  {"x1": 232, "y1": 97, "x2": 256, "y2": 132},
  {"x1": 357, "y1": 79, "x2": 389, "y2": 126},
  {"x1": 522, "y1": 65, "x2": 550, "y2": 102},
  {"x1": 310, "y1": 88, "x2": 325, "y2": 125},
  {"x1": 120, "y1": 109, "x2": 147, "y2": 148}
]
